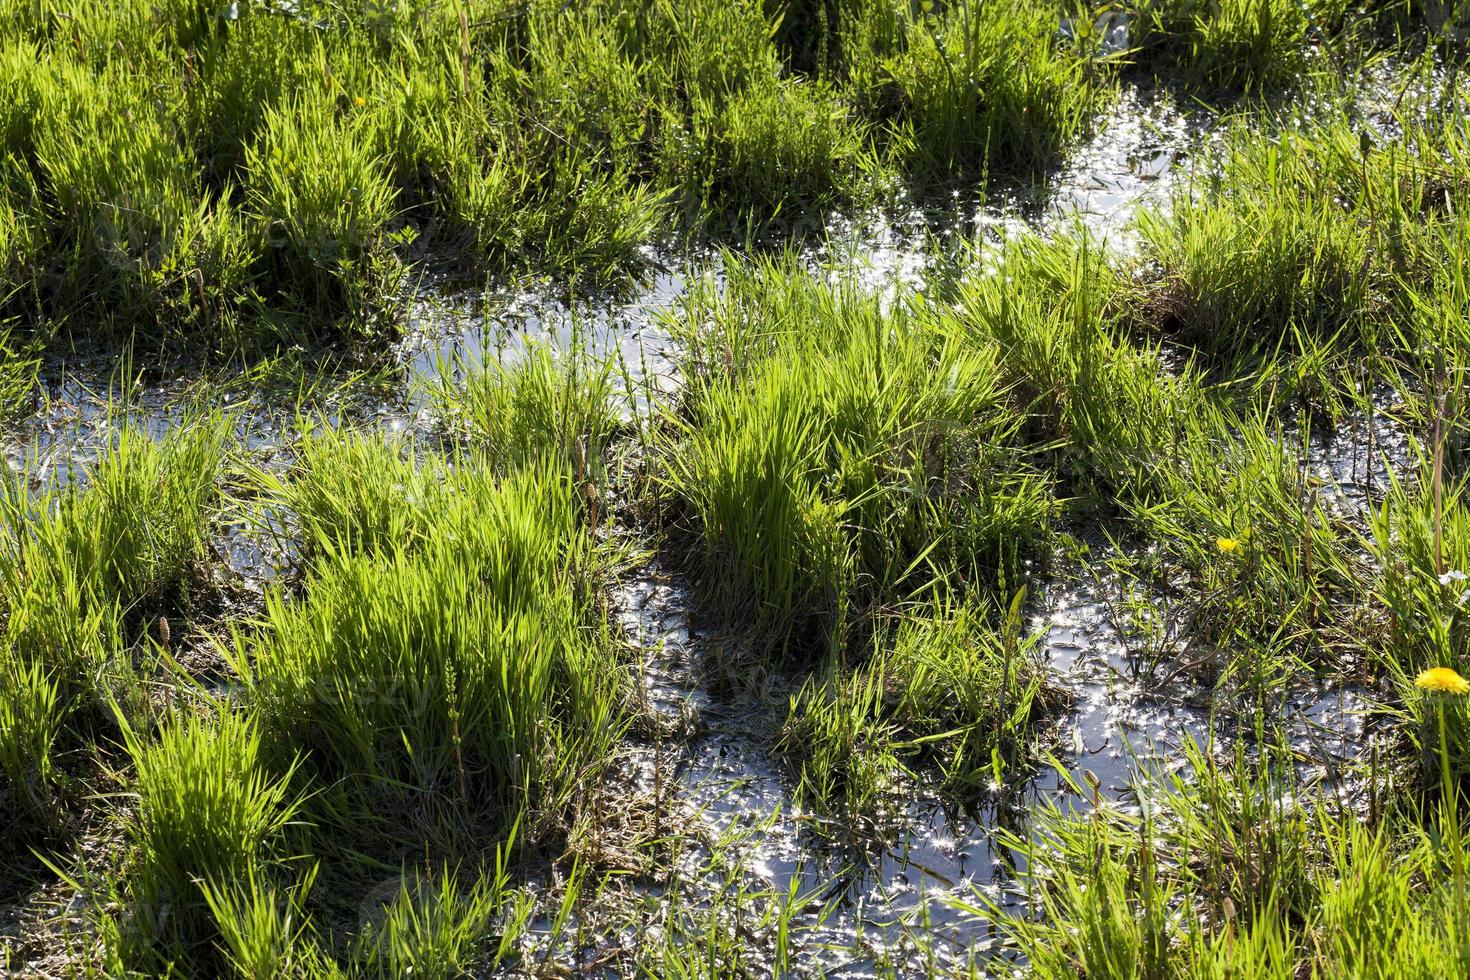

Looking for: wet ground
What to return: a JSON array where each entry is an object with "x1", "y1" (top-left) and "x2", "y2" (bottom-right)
[
  {"x1": 519, "y1": 533, "x2": 1395, "y2": 975},
  {"x1": 0, "y1": 79, "x2": 1422, "y2": 974},
  {"x1": 1, "y1": 79, "x2": 1213, "y2": 477}
]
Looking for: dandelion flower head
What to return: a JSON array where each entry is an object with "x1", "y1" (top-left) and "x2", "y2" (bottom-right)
[{"x1": 1415, "y1": 666, "x2": 1470, "y2": 695}]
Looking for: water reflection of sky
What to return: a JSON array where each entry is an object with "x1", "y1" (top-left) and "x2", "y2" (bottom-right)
[{"x1": 0, "y1": 77, "x2": 1418, "y2": 975}]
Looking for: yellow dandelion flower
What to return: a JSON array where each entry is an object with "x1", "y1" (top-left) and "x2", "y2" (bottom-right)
[
  {"x1": 1415, "y1": 666, "x2": 1470, "y2": 696},
  {"x1": 355, "y1": 96, "x2": 366, "y2": 107},
  {"x1": 1216, "y1": 536, "x2": 1241, "y2": 554}
]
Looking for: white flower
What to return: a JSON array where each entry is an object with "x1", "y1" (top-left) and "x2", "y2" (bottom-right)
[
  {"x1": 1458, "y1": 589, "x2": 1470, "y2": 606},
  {"x1": 1440, "y1": 570, "x2": 1468, "y2": 586}
]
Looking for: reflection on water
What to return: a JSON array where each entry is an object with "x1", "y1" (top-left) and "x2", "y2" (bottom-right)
[
  {"x1": 2, "y1": 81, "x2": 1211, "y2": 482},
  {"x1": 507, "y1": 526, "x2": 1391, "y2": 975},
  {"x1": 0, "y1": 78, "x2": 1413, "y2": 974}
]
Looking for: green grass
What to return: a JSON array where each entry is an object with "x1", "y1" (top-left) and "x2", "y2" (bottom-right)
[
  {"x1": 0, "y1": 0, "x2": 1114, "y2": 355},
  {"x1": 351, "y1": 863, "x2": 526, "y2": 979},
  {"x1": 662, "y1": 255, "x2": 1054, "y2": 651},
  {"x1": 1132, "y1": 98, "x2": 1470, "y2": 394},
  {"x1": 0, "y1": 325, "x2": 38, "y2": 417},
  {"x1": 1373, "y1": 468, "x2": 1470, "y2": 676},
  {"x1": 10, "y1": 19, "x2": 1470, "y2": 979},
  {"x1": 938, "y1": 233, "x2": 1371, "y2": 669},
  {"x1": 0, "y1": 652, "x2": 66, "y2": 838},
  {"x1": 103, "y1": 701, "x2": 529, "y2": 974},
  {"x1": 772, "y1": 0, "x2": 1113, "y2": 176},
  {"x1": 246, "y1": 92, "x2": 401, "y2": 331},
  {"x1": 780, "y1": 595, "x2": 1066, "y2": 821},
  {"x1": 985, "y1": 740, "x2": 1470, "y2": 977},
  {"x1": 200, "y1": 863, "x2": 332, "y2": 980},
  {"x1": 0, "y1": 417, "x2": 229, "y2": 842},
  {"x1": 26, "y1": 53, "x2": 258, "y2": 340},
  {"x1": 1124, "y1": 0, "x2": 1357, "y2": 90},
  {"x1": 260, "y1": 426, "x2": 448, "y2": 562},
  {"x1": 17, "y1": 411, "x2": 631, "y2": 970},
  {"x1": 239, "y1": 443, "x2": 627, "y2": 855},
  {"x1": 115, "y1": 709, "x2": 304, "y2": 972},
  {"x1": 430, "y1": 343, "x2": 623, "y2": 477},
  {"x1": 844, "y1": 0, "x2": 1110, "y2": 178},
  {"x1": 1371, "y1": 464, "x2": 1470, "y2": 794}
]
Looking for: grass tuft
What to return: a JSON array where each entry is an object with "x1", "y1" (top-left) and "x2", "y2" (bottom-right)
[
  {"x1": 781, "y1": 595, "x2": 1065, "y2": 818},
  {"x1": 664, "y1": 256, "x2": 1053, "y2": 648},
  {"x1": 241, "y1": 442, "x2": 626, "y2": 854},
  {"x1": 119, "y1": 709, "x2": 302, "y2": 972},
  {"x1": 0, "y1": 419, "x2": 229, "y2": 841}
]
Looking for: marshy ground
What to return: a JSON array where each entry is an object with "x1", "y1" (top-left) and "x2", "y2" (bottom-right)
[{"x1": 3, "y1": 1, "x2": 1470, "y2": 976}]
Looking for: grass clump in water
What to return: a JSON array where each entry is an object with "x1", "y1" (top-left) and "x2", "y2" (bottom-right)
[
  {"x1": 663, "y1": 256, "x2": 1054, "y2": 651},
  {"x1": 111, "y1": 710, "x2": 304, "y2": 973},
  {"x1": 350, "y1": 863, "x2": 525, "y2": 979},
  {"x1": 1124, "y1": 0, "x2": 1356, "y2": 91},
  {"x1": 942, "y1": 235, "x2": 1371, "y2": 669},
  {"x1": 27, "y1": 56, "x2": 259, "y2": 343},
  {"x1": 1372, "y1": 467, "x2": 1470, "y2": 795},
  {"x1": 772, "y1": 0, "x2": 1111, "y2": 179},
  {"x1": 781, "y1": 595, "x2": 1066, "y2": 820},
  {"x1": 991, "y1": 740, "x2": 1470, "y2": 977},
  {"x1": 431, "y1": 344, "x2": 623, "y2": 478},
  {"x1": 861, "y1": 0, "x2": 1108, "y2": 179},
  {"x1": 1133, "y1": 100, "x2": 1470, "y2": 386},
  {"x1": 0, "y1": 420, "x2": 230, "y2": 842},
  {"x1": 245, "y1": 93, "x2": 402, "y2": 335},
  {"x1": 262, "y1": 426, "x2": 446, "y2": 562},
  {"x1": 240, "y1": 440, "x2": 626, "y2": 857}
]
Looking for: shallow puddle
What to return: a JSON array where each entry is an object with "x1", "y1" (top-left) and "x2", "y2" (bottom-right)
[
  {"x1": 1, "y1": 79, "x2": 1215, "y2": 485},
  {"x1": 511, "y1": 510, "x2": 1397, "y2": 975},
  {"x1": 0, "y1": 73, "x2": 1419, "y2": 975}
]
